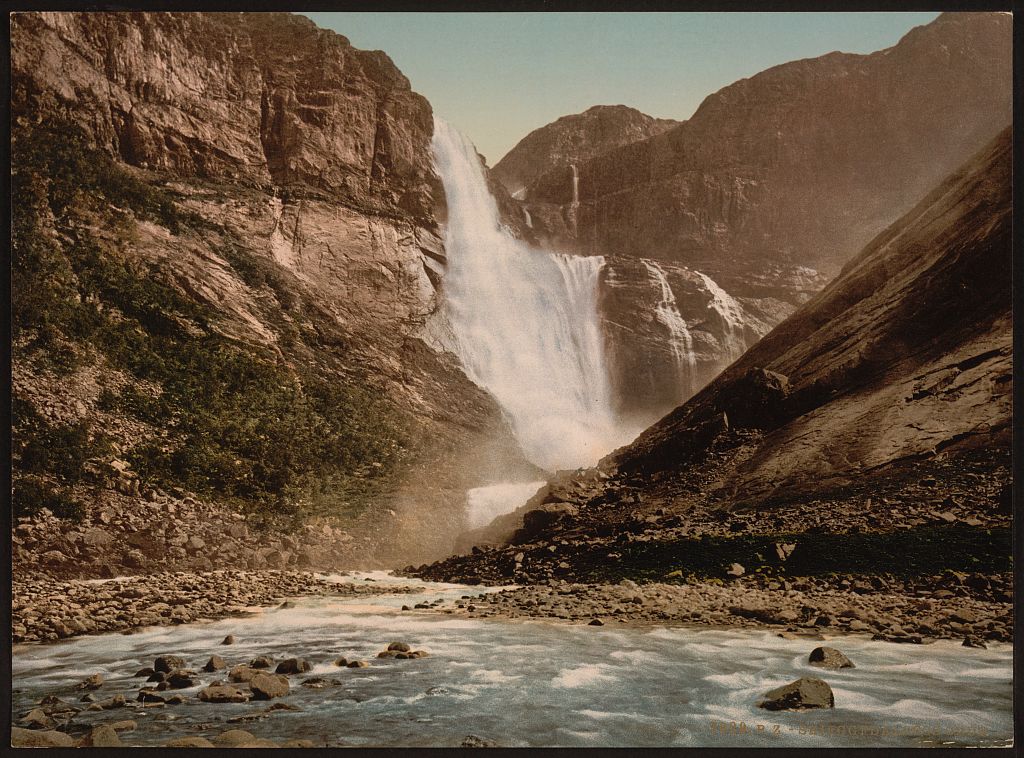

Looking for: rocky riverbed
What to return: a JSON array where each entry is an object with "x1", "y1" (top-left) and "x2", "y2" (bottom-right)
[
  {"x1": 10, "y1": 573, "x2": 1014, "y2": 748},
  {"x1": 412, "y1": 576, "x2": 1012, "y2": 646},
  {"x1": 12, "y1": 571, "x2": 423, "y2": 643}
]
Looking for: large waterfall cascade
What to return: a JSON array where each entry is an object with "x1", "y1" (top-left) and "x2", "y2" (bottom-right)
[
  {"x1": 643, "y1": 260, "x2": 697, "y2": 398},
  {"x1": 431, "y1": 119, "x2": 625, "y2": 473}
]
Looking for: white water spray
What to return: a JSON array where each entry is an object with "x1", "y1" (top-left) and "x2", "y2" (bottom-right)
[
  {"x1": 431, "y1": 119, "x2": 621, "y2": 472},
  {"x1": 643, "y1": 260, "x2": 696, "y2": 397}
]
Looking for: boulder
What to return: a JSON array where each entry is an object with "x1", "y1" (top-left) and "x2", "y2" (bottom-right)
[
  {"x1": 808, "y1": 646, "x2": 855, "y2": 669},
  {"x1": 213, "y1": 729, "x2": 258, "y2": 747},
  {"x1": 198, "y1": 684, "x2": 249, "y2": 703},
  {"x1": 726, "y1": 563, "x2": 745, "y2": 577},
  {"x1": 275, "y1": 658, "x2": 312, "y2": 675},
  {"x1": 346, "y1": 660, "x2": 369, "y2": 669},
  {"x1": 165, "y1": 670, "x2": 200, "y2": 689},
  {"x1": 154, "y1": 655, "x2": 186, "y2": 673},
  {"x1": 387, "y1": 641, "x2": 411, "y2": 652},
  {"x1": 229, "y1": 665, "x2": 259, "y2": 683},
  {"x1": 249, "y1": 672, "x2": 290, "y2": 700},
  {"x1": 521, "y1": 503, "x2": 578, "y2": 533},
  {"x1": 79, "y1": 724, "x2": 123, "y2": 747},
  {"x1": 461, "y1": 735, "x2": 498, "y2": 747},
  {"x1": 165, "y1": 737, "x2": 216, "y2": 747},
  {"x1": 137, "y1": 690, "x2": 166, "y2": 703},
  {"x1": 11, "y1": 727, "x2": 75, "y2": 747},
  {"x1": 79, "y1": 673, "x2": 104, "y2": 690},
  {"x1": 203, "y1": 655, "x2": 227, "y2": 672},
  {"x1": 249, "y1": 655, "x2": 274, "y2": 669},
  {"x1": 758, "y1": 677, "x2": 835, "y2": 711},
  {"x1": 19, "y1": 708, "x2": 55, "y2": 729},
  {"x1": 221, "y1": 634, "x2": 236, "y2": 645}
]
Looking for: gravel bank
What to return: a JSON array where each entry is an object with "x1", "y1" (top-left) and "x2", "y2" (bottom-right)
[
  {"x1": 12, "y1": 571, "x2": 423, "y2": 643},
  {"x1": 408, "y1": 576, "x2": 1012, "y2": 645}
]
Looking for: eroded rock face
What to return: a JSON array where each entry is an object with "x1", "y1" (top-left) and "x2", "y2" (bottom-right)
[
  {"x1": 10, "y1": 11, "x2": 538, "y2": 566},
  {"x1": 612, "y1": 127, "x2": 1012, "y2": 504},
  {"x1": 10, "y1": 12, "x2": 434, "y2": 217},
  {"x1": 492, "y1": 105, "x2": 678, "y2": 199},
  {"x1": 503, "y1": 13, "x2": 1010, "y2": 413}
]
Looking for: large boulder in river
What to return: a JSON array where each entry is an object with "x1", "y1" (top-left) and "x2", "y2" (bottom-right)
[
  {"x1": 154, "y1": 655, "x2": 185, "y2": 673},
  {"x1": 198, "y1": 684, "x2": 249, "y2": 703},
  {"x1": 203, "y1": 655, "x2": 227, "y2": 672},
  {"x1": 275, "y1": 658, "x2": 312, "y2": 675},
  {"x1": 249, "y1": 672, "x2": 290, "y2": 700},
  {"x1": 758, "y1": 677, "x2": 835, "y2": 711},
  {"x1": 808, "y1": 646, "x2": 855, "y2": 669},
  {"x1": 229, "y1": 665, "x2": 260, "y2": 683}
]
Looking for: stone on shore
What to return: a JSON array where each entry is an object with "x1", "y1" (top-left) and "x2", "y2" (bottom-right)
[
  {"x1": 11, "y1": 727, "x2": 75, "y2": 747},
  {"x1": 19, "y1": 708, "x2": 55, "y2": 729},
  {"x1": 759, "y1": 677, "x2": 835, "y2": 711},
  {"x1": 213, "y1": 729, "x2": 258, "y2": 747},
  {"x1": 808, "y1": 646, "x2": 855, "y2": 670},
  {"x1": 165, "y1": 737, "x2": 216, "y2": 747},
  {"x1": 462, "y1": 735, "x2": 498, "y2": 747},
  {"x1": 78, "y1": 724, "x2": 123, "y2": 747}
]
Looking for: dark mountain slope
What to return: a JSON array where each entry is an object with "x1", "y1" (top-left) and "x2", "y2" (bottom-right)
[{"x1": 417, "y1": 127, "x2": 1012, "y2": 595}]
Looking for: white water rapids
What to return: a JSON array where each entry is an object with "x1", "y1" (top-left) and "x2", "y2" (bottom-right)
[
  {"x1": 432, "y1": 119, "x2": 623, "y2": 473},
  {"x1": 11, "y1": 574, "x2": 1014, "y2": 748}
]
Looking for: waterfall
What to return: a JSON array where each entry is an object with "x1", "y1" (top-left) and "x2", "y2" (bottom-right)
[
  {"x1": 570, "y1": 164, "x2": 580, "y2": 207},
  {"x1": 431, "y1": 118, "x2": 620, "y2": 472},
  {"x1": 642, "y1": 260, "x2": 696, "y2": 397},
  {"x1": 694, "y1": 270, "x2": 747, "y2": 361}
]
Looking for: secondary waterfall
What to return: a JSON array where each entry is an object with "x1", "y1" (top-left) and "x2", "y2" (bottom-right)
[
  {"x1": 694, "y1": 270, "x2": 747, "y2": 361},
  {"x1": 643, "y1": 260, "x2": 696, "y2": 397},
  {"x1": 432, "y1": 119, "x2": 620, "y2": 472}
]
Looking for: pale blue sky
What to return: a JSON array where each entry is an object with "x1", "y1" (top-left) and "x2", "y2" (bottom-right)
[{"x1": 303, "y1": 12, "x2": 941, "y2": 164}]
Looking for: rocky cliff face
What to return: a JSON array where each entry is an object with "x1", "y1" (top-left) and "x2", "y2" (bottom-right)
[
  {"x1": 418, "y1": 127, "x2": 1012, "y2": 593},
  {"x1": 508, "y1": 12, "x2": 1011, "y2": 420},
  {"x1": 491, "y1": 105, "x2": 678, "y2": 198},
  {"x1": 613, "y1": 126, "x2": 1011, "y2": 500},
  {"x1": 10, "y1": 11, "x2": 536, "y2": 574}
]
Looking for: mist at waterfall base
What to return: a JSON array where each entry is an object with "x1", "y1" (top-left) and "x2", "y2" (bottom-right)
[{"x1": 431, "y1": 119, "x2": 630, "y2": 476}]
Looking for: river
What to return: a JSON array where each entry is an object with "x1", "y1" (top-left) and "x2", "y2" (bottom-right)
[{"x1": 11, "y1": 572, "x2": 1012, "y2": 748}]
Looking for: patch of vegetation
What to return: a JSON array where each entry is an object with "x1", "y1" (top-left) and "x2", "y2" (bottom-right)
[
  {"x1": 11, "y1": 477, "x2": 84, "y2": 521},
  {"x1": 12, "y1": 118, "x2": 409, "y2": 527},
  {"x1": 10, "y1": 398, "x2": 107, "y2": 520}
]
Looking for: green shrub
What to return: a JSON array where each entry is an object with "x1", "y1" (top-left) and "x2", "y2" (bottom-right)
[
  {"x1": 11, "y1": 117, "x2": 409, "y2": 527},
  {"x1": 12, "y1": 477, "x2": 85, "y2": 521}
]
